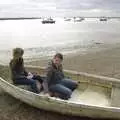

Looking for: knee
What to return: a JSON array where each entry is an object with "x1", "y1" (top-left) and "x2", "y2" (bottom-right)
[
  {"x1": 67, "y1": 89, "x2": 72, "y2": 97},
  {"x1": 63, "y1": 89, "x2": 72, "y2": 100},
  {"x1": 72, "y1": 81, "x2": 78, "y2": 90},
  {"x1": 75, "y1": 81, "x2": 78, "y2": 88}
]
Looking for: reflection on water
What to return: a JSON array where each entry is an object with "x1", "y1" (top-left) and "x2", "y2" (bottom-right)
[{"x1": 0, "y1": 18, "x2": 120, "y2": 64}]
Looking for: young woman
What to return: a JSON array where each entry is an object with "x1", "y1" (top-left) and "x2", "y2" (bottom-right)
[
  {"x1": 43, "y1": 53, "x2": 78, "y2": 100},
  {"x1": 9, "y1": 48, "x2": 43, "y2": 93}
]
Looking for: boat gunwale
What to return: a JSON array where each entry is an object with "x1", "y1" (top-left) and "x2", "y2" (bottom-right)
[
  {"x1": 0, "y1": 76, "x2": 120, "y2": 113},
  {"x1": 25, "y1": 65, "x2": 120, "y2": 86},
  {"x1": 1, "y1": 64, "x2": 120, "y2": 85}
]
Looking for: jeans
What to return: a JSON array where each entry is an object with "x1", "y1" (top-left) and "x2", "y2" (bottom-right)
[
  {"x1": 60, "y1": 78, "x2": 78, "y2": 91},
  {"x1": 49, "y1": 78, "x2": 77, "y2": 100},
  {"x1": 15, "y1": 74, "x2": 43, "y2": 93},
  {"x1": 32, "y1": 75, "x2": 43, "y2": 83}
]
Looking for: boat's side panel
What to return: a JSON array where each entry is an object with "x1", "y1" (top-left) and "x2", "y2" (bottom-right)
[
  {"x1": 1, "y1": 77, "x2": 120, "y2": 119},
  {"x1": 111, "y1": 86, "x2": 120, "y2": 107},
  {"x1": 26, "y1": 66, "x2": 120, "y2": 86}
]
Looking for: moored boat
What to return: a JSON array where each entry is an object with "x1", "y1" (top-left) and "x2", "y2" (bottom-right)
[
  {"x1": 1, "y1": 65, "x2": 120, "y2": 119},
  {"x1": 42, "y1": 18, "x2": 55, "y2": 24},
  {"x1": 74, "y1": 17, "x2": 85, "y2": 22},
  {"x1": 99, "y1": 17, "x2": 107, "y2": 21},
  {"x1": 64, "y1": 17, "x2": 71, "y2": 21}
]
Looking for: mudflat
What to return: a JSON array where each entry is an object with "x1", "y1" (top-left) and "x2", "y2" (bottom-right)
[{"x1": 1, "y1": 45, "x2": 120, "y2": 120}]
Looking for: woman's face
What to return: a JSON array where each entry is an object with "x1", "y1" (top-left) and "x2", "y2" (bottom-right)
[{"x1": 53, "y1": 57, "x2": 62, "y2": 66}]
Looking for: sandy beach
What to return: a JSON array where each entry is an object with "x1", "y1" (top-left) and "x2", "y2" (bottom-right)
[
  {"x1": 27, "y1": 44, "x2": 120, "y2": 79},
  {"x1": 1, "y1": 45, "x2": 120, "y2": 120}
]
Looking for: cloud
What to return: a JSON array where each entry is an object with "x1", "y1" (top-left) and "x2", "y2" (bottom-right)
[
  {"x1": 55, "y1": 0, "x2": 120, "y2": 17},
  {"x1": 0, "y1": 0, "x2": 120, "y2": 17},
  {"x1": 56, "y1": 0, "x2": 120, "y2": 10}
]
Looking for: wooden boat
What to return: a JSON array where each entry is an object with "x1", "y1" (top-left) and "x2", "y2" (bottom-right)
[{"x1": 1, "y1": 65, "x2": 120, "y2": 119}]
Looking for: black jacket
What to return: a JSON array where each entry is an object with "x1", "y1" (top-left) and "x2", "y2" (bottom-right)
[
  {"x1": 9, "y1": 58, "x2": 28, "y2": 83},
  {"x1": 43, "y1": 60, "x2": 64, "y2": 92}
]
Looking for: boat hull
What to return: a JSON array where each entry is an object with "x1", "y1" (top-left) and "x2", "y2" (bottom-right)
[
  {"x1": 1, "y1": 66, "x2": 120, "y2": 119},
  {"x1": 42, "y1": 21, "x2": 55, "y2": 24}
]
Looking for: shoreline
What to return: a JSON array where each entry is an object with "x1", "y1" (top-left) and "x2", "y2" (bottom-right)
[
  {"x1": 1, "y1": 43, "x2": 120, "y2": 79},
  {"x1": 26, "y1": 44, "x2": 120, "y2": 79}
]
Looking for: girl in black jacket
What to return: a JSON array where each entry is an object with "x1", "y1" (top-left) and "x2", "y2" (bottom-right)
[{"x1": 9, "y1": 48, "x2": 43, "y2": 93}]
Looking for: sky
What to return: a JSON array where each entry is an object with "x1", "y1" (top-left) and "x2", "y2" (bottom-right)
[{"x1": 0, "y1": 0, "x2": 120, "y2": 17}]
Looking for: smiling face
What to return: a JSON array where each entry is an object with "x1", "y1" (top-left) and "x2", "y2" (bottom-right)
[{"x1": 53, "y1": 56, "x2": 62, "y2": 67}]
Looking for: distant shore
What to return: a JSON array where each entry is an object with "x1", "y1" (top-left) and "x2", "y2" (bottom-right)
[
  {"x1": 0, "y1": 17, "x2": 120, "y2": 20},
  {"x1": 0, "y1": 17, "x2": 42, "y2": 20}
]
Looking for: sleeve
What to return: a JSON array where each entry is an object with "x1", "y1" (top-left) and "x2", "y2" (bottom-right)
[
  {"x1": 22, "y1": 59, "x2": 28, "y2": 76},
  {"x1": 10, "y1": 60, "x2": 26, "y2": 80},
  {"x1": 60, "y1": 64, "x2": 65, "y2": 78},
  {"x1": 23, "y1": 68, "x2": 28, "y2": 76},
  {"x1": 43, "y1": 62, "x2": 53, "y2": 93}
]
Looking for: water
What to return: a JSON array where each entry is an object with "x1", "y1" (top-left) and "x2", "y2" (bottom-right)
[{"x1": 0, "y1": 18, "x2": 120, "y2": 64}]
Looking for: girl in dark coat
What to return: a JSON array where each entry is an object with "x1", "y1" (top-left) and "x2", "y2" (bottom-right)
[{"x1": 9, "y1": 48, "x2": 43, "y2": 93}]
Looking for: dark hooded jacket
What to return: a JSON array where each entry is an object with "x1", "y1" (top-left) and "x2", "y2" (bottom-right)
[
  {"x1": 9, "y1": 58, "x2": 28, "y2": 83},
  {"x1": 43, "y1": 60, "x2": 64, "y2": 92}
]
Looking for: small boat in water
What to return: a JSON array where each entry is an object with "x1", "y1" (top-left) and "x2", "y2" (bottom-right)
[
  {"x1": 99, "y1": 17, "x2": 107, "y2": 21},
  {"x1": 74, "y1": 17, "x2": 85, "y2": 22},
  {"x1": 1, "y1": 65, "x2": 120, "y2": 119},
  {"x1": 42, "y1": 18, "x2": 55, "y2": 24},
  {"x1": 64, "y1": 17, "x2": 71, "y2": 21}
]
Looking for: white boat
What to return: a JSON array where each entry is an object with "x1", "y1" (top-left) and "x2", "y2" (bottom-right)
[
  {"x1": 99, "y1": 17, "x2": 107, "y2": 21},
  {"x1": 1, "y1": 65, "x2": 120, "y2": 119},
  {"x1": 74, "y1": 17, "x2": 85, "y2": 22},
  {"x1": 42, "y1": 18, "x2": 55, "y2": 24},
  {"x1": 64, "y1": 17, "x2": 71, "y2": 21}
]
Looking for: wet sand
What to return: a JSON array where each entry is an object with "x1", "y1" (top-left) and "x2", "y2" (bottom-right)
[
  {"x1": 1, "y1": 45, "x2": 120, "y2": 120},
  {"x1": 27, "y1": 45, "x2": 120, "y2": 79}
]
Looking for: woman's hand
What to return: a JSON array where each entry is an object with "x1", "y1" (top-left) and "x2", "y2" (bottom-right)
[{"x1": 27, "y1": 72, "x2": 33, "y2": 79}]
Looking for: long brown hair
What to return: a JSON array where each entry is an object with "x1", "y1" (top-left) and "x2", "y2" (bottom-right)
[
  {"x1": 13, "y1": 48, "x2": 24, "y2": 59},
  {"x1": 11, "y1": 48, "x2": 24, "y2": 67}
]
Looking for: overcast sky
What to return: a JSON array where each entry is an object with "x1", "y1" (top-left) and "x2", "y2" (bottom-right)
[{"x1": 0, "y1": 0, "x2": 120, "y2": 17}]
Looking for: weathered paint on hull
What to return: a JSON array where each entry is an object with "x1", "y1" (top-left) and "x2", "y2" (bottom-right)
[{"x1": 1, "y1": 66, "x2": 120, "y2": 119}]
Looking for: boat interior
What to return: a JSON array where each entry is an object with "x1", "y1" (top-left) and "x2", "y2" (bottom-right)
[
  {"x1": 25, "y1": 67, "x2": 117, "y2": 107},
  {"x1": 1, "y1": 66, "x2": 120, "y2": 108}
]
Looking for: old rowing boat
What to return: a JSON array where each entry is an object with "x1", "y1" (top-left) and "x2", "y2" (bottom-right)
[{"x1": 0, "y1": 65, "x2": 120, "y2": 119}]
